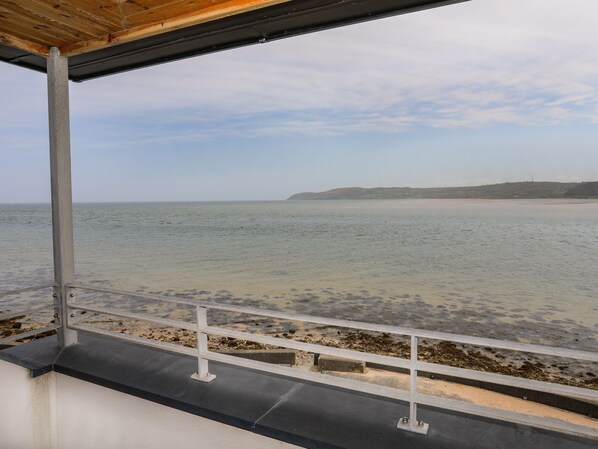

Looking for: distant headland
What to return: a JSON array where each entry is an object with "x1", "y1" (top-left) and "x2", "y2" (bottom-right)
[{"x1": 288, "y1": 181, "x2": 598, "y2": 200}]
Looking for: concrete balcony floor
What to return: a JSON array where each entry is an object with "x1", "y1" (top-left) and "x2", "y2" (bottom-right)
[{"x1": 0, "y1": 332, "x2": 596, "y2": 449}]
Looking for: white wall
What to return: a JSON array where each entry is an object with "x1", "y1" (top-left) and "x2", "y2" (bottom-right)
[
  {"x1": 0, "y1": 360, "x2": 54, "y2": 449},
  {"x1": 54, "y1": 374, "x2": 300, "y2": 449},
  {"x1": 0, "y1": 361, "x2": 300, "y2": 449}
]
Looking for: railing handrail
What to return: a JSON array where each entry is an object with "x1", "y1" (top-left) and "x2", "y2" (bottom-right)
[
  {"x1": 66, "y1": 300, "x2": 598, "y2": 403},
  {"x1": 67, "y1": 283, "x2": 598, "y2": 363},
  {"x1": 58, "y1": 283, "x2": 598, "y2": 438},
  {"x1": 0, "y1": 283, "x2": 54, "y2": 299},
  {"x1": 2, "y1": 283, "x2": 595, "y2": 437},
  {"x1": 67, "y1": 303, "x2": 413, "y2": 369},
  {"x1": 0, "y1": 284, "x2": 57, "y2": 345},
  {"x1": 0, "y1": 304, "x2": 55, "y2": 322}
]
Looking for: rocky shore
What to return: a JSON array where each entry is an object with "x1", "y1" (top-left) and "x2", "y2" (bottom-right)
[
  {"x1": 0, "y1": 316, "x2": 57, "y2": 346},
  {"x1": 2, "y1": 312, "x2": 596, "y2": 391},
  {"x1": 37, "y1": 315, "x2": 595, "y2": 391}
]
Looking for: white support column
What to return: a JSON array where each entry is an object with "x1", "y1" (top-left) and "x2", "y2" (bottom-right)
[{"x1": 47, "y1": 47, "x2": 77, "y2": 347}]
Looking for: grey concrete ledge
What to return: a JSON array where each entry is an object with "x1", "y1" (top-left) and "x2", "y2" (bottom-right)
[
  {"x1": 0, "y1": 334, "x2": 595, "y2": 449},
  {"x1": 216, "y1": 349, "x2": 296, "y2": 365},
  {"x1": 317, "y1": 354, "x2": 366, "y2": 373}
]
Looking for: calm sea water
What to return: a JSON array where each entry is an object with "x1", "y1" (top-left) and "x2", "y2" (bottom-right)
[{"x1": 1, "y1": 200, "x2": 597, "y2": 350}]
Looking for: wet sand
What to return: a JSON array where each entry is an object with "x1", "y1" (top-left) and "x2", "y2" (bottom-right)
[{"x1": 3, "y1": 283, "x2": 596, "y2": 388}]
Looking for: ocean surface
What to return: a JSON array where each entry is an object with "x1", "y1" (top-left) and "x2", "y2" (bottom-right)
[{"x1": 1, "y1": 199, "x2": 597, "y2": 351}]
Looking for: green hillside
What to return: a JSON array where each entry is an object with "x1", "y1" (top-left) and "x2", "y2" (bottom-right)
[
  {"x1": 563, "y1": 182, "x2": 598, "y2": 198},
  {"x1": 288, "y1": 182, "x2": 595, "y2": 200}
]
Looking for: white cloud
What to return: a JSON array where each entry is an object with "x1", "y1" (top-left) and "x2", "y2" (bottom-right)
[{"x1": 2, "y1": 0, "x2": 598, "y2": 142}]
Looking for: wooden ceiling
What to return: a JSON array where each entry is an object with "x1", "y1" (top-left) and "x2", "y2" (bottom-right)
[
  {"x1": 0, "y1": 0, "x2": 288, "y2": 57},
  {"x1": 0, "y1": 0, "x2": 465, "y2": 81}
]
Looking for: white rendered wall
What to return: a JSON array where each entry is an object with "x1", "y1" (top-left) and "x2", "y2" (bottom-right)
[
  {"x1": 54, "y1": 374, "x2": 300, "y2": 449},
  {"x1": 0, "y1": 360, "x2": 54, "y2": 449},
  {"x1": 0, "y1": 360, "x2": 299, "y2": 449}
]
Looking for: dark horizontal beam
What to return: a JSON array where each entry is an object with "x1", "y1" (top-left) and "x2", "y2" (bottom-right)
[{"x1": 0, "y1": 0, "x2": 466, "y2": 81}]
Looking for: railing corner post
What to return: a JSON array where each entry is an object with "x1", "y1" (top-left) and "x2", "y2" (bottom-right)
[{"x1": 48, "y1": 46, "x2": 77, "y2": 348}]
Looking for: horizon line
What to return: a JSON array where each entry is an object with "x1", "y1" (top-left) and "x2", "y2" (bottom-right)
[{"x1": 2, "y1": 180, "x2": 595, "y2": 205}]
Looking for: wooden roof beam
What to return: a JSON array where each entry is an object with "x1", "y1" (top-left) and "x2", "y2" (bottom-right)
[
  {"x1": 0, "y1": 31, "x2": 49, "y2": 56},
  {"x1": 60, "y1": 0, "x2": 289, "y2": 56}
]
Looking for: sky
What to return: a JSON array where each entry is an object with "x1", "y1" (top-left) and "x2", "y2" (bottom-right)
[{"x1": 1, "y1": 0, "x2": 598, "y2": 202}]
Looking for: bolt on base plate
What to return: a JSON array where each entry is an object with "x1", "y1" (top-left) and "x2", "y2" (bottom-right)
[
  {"x1": 397, "y1": 418, "x2": 429, "y2": 435},
  {"x1": 191, "y1": 372, "x2": 216, "y2": 383}
]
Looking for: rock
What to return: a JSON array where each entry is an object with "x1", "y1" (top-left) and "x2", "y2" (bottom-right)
[
  {"x1": 317, "y1": 355, "x2": 365, "y2": 373},
  {"x1": 216, "y1": 349, "x2": 296, "y2": 365}
]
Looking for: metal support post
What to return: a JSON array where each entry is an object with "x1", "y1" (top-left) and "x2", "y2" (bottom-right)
[
  {"x1": 397, "y1": 335, "x2": 428, "y2": 435},
  {"x1": 191, "y1": 306, "x2": 216, "y2": 382},
  {"x1": 48, "y1": 46, "x2": 77, "y2": 347}
]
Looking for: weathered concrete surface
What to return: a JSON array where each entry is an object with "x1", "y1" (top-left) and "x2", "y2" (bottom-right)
[
  {"x1": 0, "y1": 360, "x2": 54, "y2": 449},
  {"x1": 3, "y1": 333, "x2": 597, "y2": 448},
  {"x1": 216, "y1": 349, "x2": 296, "y2": 365},
  {"x1": 317, "y1": 355, "x2": 366, "y2": 373}
]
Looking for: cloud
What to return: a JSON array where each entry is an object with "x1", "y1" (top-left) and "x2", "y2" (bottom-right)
[{"x1": 2, "y1": 0, "x2": 598, "y2": 145}]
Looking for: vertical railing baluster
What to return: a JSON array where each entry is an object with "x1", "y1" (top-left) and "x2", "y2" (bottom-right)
[
  {"x1": 397, "y1": 334, "x2": 428, "y2": 434},
  {"x1": 409, "y1": 335, "x2": 419, "y2": 431},
  {"x1": 191, "y1": 305, "x2": 216, "y2": 383}
]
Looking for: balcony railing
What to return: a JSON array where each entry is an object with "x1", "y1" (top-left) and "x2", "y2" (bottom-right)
[
  {"x1": 37, "y1": 283, "x2": 597, "y2": 439},
  {"x1": 1, "y1": 282, "x2": 596, "y2": 438},
  {"x1": 0, "y1": 284, "x2": 59, "y2": 345}
]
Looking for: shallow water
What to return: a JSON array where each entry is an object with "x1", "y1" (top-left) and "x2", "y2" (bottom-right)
[{"x1": 1, "y1": 199, "x2": 597, "y2": 350}]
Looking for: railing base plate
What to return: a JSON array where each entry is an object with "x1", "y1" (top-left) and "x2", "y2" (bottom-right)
[
  {"x1": 191, "y1": 372, "x2": 216, "y2": 383},
  {"x1": 397, "y1": 418, "x2": 429, "y2": 435}
]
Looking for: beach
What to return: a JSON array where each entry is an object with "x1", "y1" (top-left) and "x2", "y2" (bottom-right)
[
  {"x1": 1, "y1": 200, "x2": 597, "y2": 425},
  {"x1": 2, "y1": 200, "x2": 597, "y2": 349},
  {"x1": 2, "y1": 308, "x2": 596, "y2": 391}
]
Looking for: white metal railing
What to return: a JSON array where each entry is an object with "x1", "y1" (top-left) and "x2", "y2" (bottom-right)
[
  {"x1": 0, "y1": 284, "x2": 60, "y2": 345},
  {"x1": 64, "y1": 283, "x2": 598, "y2": 439}
]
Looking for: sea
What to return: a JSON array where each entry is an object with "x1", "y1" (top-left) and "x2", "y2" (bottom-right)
[{"x1": 1, "y1": 199, "x2": 597, "y2": 351}]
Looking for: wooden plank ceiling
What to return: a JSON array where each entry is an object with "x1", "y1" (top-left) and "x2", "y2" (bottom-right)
[
  {"x1": 0, "y1": 0, "x2": 288, "y2": 57},
  {"x1": 0, "y1": 0, "x2": 465, "y2": 81}
]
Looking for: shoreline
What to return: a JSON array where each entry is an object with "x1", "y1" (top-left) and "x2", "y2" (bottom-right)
[
  {"x1": 2, "y1": 315, "x2": 597, "y2": 424},
  {"x1": 2, "y1": 319, "x2": 597, "y2": 432},
  {"x1": 2, "y1": 312, "x2": 596, "y2": 392}
]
